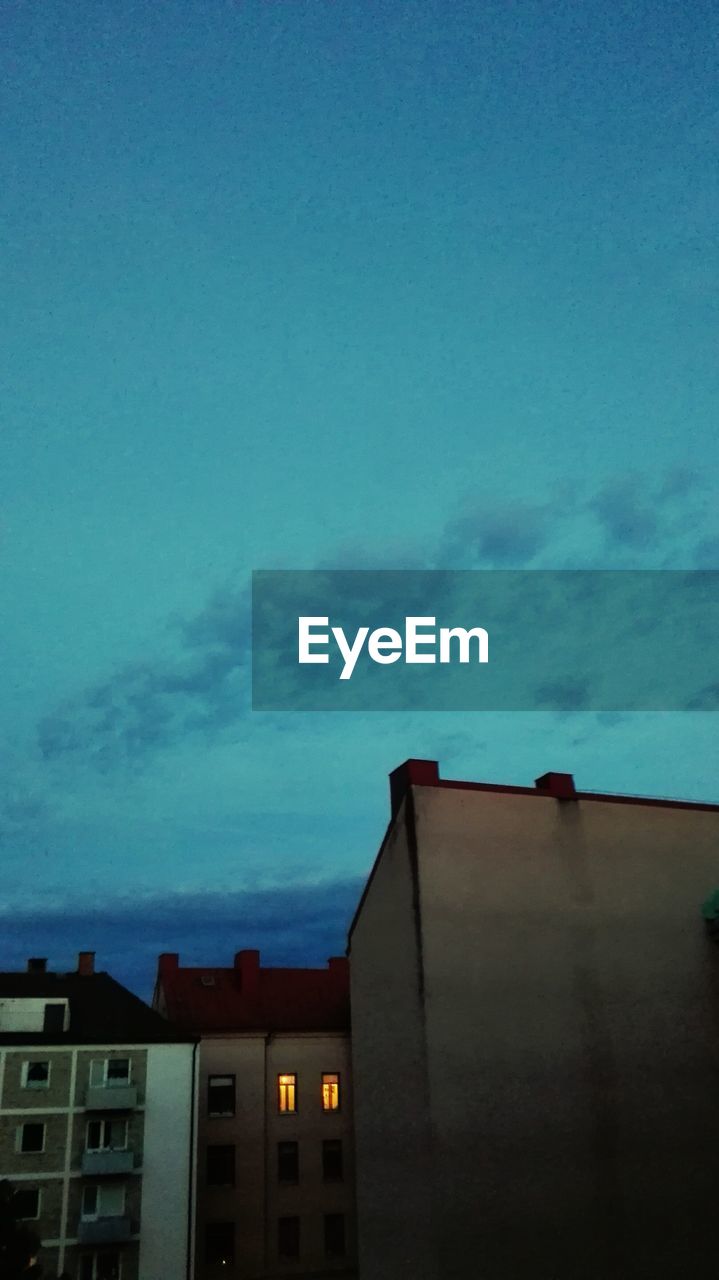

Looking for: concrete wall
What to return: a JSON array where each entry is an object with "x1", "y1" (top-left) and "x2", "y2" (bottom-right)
[
  {"x1": 139, "y1": 1041, "x2": 196, "y2": 1280},
  {"x1": 349, "y1": 809, "x2": 437, "y2": 1280},
  {"x1": 351, "y1": 782, "x2": 719, "y2": 1280}
]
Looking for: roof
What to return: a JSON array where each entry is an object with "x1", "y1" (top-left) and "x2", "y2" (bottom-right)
[
  {"x1": 156, "y1": 953, "x2": 350, "y2": 1034},
  {"x1": 0, "y1": 972, "x2": 195, "y2": 1046}
]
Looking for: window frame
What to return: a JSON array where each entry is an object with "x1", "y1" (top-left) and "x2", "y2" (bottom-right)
[
  {"x1": 206, "y1": 1143, "x2": 236, "y2": 1187},
  {"x1": 277, "y1": 1139, "x2": 299, "y2": 1184},
  {"x1": 81, "y1": 1183, "x2": 126, "y2": 1222},
  {"x1": 79, "y1": 1253, "x2": 123, "y2": 1280},
  {"x1": 277, "y1": 1072, "x2": 297, "y2": 1114},
  {"x1": 324, "y1": 1212, "x2": 347, "y2": 1258},
  {"x1": 204, "y1": 1220, "x2": 236, "y2": 1267},
  {"x1": 90, "y1": 1057, "x2": 132, "y2": 1088},
  {"x1": 321, "y1": 1071, "x2": 341, "y2": 1112},
  {"x1": 86, "y1": 1118, "x2": 129, "y2": 1152},
  {"x1": 17, "y1": 1121, "x2": 45, "y2": 1154},
  {"x1": 207, "y1": 1073, "x2": 236, "y2": 1118},
  {"x1": 21, "y1": 1059, "x2": 51, "y2": 1090},
  {"x1": 277, "y1": 1214, "x2": 300, "y2": 1260},
  {"x1": 322, "y1": 1138, "x2": 344, "y2": 1182}
]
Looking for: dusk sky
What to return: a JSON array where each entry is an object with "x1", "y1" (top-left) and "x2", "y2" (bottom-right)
[{"x1": 2, "y1": 0, "x2": 718, "y2": 995}]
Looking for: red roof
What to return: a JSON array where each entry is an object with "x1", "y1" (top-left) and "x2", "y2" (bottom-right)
[{"x1": 155, "y1": 950, "x2": 350, "y2": 1034}]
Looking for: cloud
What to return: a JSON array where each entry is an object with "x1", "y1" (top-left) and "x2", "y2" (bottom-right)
[
  {"x1": 0, "y1": 878, "x2": 364, "y2": 1001},
  {"x1": 437, "y1": 500, "x2": 551, "y2": 566},
  {"x1": 589, "y1": 474, "x2": 659, "y2": 549}
]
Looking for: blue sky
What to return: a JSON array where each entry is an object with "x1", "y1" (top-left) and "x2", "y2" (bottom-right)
[{"x1": 2, "y1": 0, "x2": 718, "y2": 996}]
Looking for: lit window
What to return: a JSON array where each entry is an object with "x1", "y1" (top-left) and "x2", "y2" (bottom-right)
[
  {"x1": 18, "y1": 1122, "x2": 45, "y2": 1153},
  {"x1": 278, "y1": 1073, "x2": 297, "y2": 1113},
  {"x1": 321, "y1": 1072, "x2": 340, "y2": 1111},
  {"x1": 13, "y1": 1187, "x2": 40, "y2": 1220},
  {"x1": 205, "y1": 1221, "x2": 235, "y2": 1266},
  {"x1": 278, "y1": 1215, "x2": 300, "y2": 1259},
  {"x1": 22, "y1": 1061, "x2": 50, "y2": 1089},
  {"x1": 208, "y1": 1075, "x2": 235, "y2": 1117}
]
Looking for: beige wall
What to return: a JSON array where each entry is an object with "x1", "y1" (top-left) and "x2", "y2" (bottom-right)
[
  {"x1": 197, "y1": 1031, "x2": 356, "y2": 1279},
  {"x1": 351, "y1": 783, "x2": 719, "y2": 1280}
]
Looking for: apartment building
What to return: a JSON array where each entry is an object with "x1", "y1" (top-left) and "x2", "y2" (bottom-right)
[
  {"x1": 349, "y1": 758, "x2": 719, "y2": 1280},
  {"x1": 0, "y1": 953, "x2": 197, "y2": 1280},
  {"x1": 153, "y1": 949, "x2": 356, "y2": 1280}
]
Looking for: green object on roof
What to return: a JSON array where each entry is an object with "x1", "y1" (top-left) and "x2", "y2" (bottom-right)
[{"x1": 701, "y1": 890, "x2": 719, "y2": 921}]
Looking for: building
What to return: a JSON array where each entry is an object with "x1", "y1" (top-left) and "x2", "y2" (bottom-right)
[
  {"x1": 0, "y1": 952, "x2": 197, "y2": 1280},
  {"x1": 349, "y1": 758, "x2": 719, "y2": 1280},
  {"x1": 154, "y1": 949, "x2": 356, "y2": 1280}
]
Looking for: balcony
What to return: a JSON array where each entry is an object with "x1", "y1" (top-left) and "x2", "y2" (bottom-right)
[
  {"x1": 78, "y1": 1216, "x2": 132, "y2": 1244},
  {"x1": 85, "y1": 1084, "x2": 137, "y2": 1111},
  {"x1": 81, "y1": 1149, "x2": 135, "y2": 1176}
]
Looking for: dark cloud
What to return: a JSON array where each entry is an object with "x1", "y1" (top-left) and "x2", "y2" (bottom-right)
[
  {"x1": 0, "y1": 877, "x2": 364, "y2": 1002},
  {"x1": 694, "y1": 536, "x2": 719, "y2": 568},
  {"x1": 438, "y1": 501, "x2": 550, "y2": 566},
  {"x1": 589, "y1": 474, "x2": 659, "y2": 549}
]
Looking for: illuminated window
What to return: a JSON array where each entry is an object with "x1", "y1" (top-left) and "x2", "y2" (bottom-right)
[
  {"x1": 205, "y1": 1221, "x2": 235, "y2": 1266},
  {"x1": 278, "y1": 1073, "x2": 297, "y2": 1113},
  {"x1": 321, "y1": 1072, "x2": 340, "y2": 1111}
]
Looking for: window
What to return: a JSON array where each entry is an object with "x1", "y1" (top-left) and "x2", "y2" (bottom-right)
[
  {"x1": 18, "y1": 1122, "x2": 45, "y2": 1153},
  {"x1": 278, "y1": 1215, "x2": 300, "y2": 1259},
  {"x1": 82, "y1": 1184, "x2": 126, "y2": 1220},
  {"x1": 43, "y1": 1003, "x2": 65, "y2": 1033},
  {"x1": 277, "y1": 1073, "x2": 297, "y2": 1113},
  {"x1": 277, "y1": 1141, "x2": 299, "y2": 1183},
  {"x1": 322, "y1": 1139, "x2": 343, "y2": 1181},
  {"x1": 321, "y1": 1072, "x2": 340, "y2": 1111},
  {"x1": 324, "y1": 1213, "x2": 346, "y2": 1258},
  {"x1": 207, "y1": 1074, "x2": 235, "y2": 1117},
  {"x1": 79, "y1": 1254, "x2": 121, "y2": 1280},
  {"x1": 86, "y1": 1119, "x2": 128, "y2": 1151},
  {"x1": 207, "y1": 1144, "x2": 235, "y2": 1186},
  {"x1": 13, "y1": 1187, "x2": 40, "y2": 1220},
  {"x1": 205, "y1": 1221, "x2": 235, "y2": 1266},
  {"x1": 22, "y1": 1060, "x2": 50, "y2": 1089},
  {"x1": 90, "y1": 1058, "x2": 131, "y2": 1087}
]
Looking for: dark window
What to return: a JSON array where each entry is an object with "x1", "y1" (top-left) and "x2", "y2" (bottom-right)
[
  {"x1": 96, "y1": 1256, "x2": 121, "y2": 1280},
  {"x1": 43, "y1": 1003, "x2": 64, "y2": 1033},
  {"x1": 322, "y1": 1138, "x2": 343, "y2": 1181},
  {"x1": 207, "y1": 1144, "x2": 235, "y2": 1186},
  {"x1": 277, "y1": 1140, "x2": 299, "y2": 1183},
  {"x1": 106, "y1": 1058, "x2": 130, "y2": 1084},
  {"x1": 208, "y1": 1074, "x2": 236, "y2": 1117},
  {"x1": 13, "y1": 1187, "x2": 39, "y2": 1219},
  {"x1": 20, "y1": 1123, "x2": 44, "y2": 1153},
  {"x1": 324, "y1": 1213, "x2": 346, "y2": 1257},
  {"x1": 278, "y1": 1215, "x2": 300, "y2": 1259},
  {"x1": 24, "y1": 1061, "x2": 50, "y2": 1088},
  {"x1": 205, "y1": 1221, "x2": 235, "y2": 1266}
]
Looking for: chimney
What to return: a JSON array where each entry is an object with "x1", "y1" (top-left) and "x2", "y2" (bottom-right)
[
  {"x1": 234, "y1": 949, "x2": 260, "y2": 997},
  {"x1": 389, "y1": 759, "x2": 440, "y2": 818},
  {"x1": 535, "y1": 772, "x2": 577, "y2": 800},
  {"x1": 77, "y1": 951, "x2": 95, "y2": 976},
  {"x1": 27, "y1": 958, "x2": 47, "y2": 973},
  {"x1": 158, "y1": 953, "x2": 180, "y2": 977}
]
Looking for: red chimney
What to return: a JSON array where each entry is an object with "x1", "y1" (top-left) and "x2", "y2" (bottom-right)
[
  {"x1": 389, "y1": 759, "x2": 440, "y2": 817},
  {"x1": 77, "y1": 951, "x2": 95, "y2": 976},
  {"x1": 158, "y1": 953, "x2": 180, "y2": 977},
  {"x1": 235, "y1": 949, "x2": 260, "y2": 997},
  {"x1": 535, "y1": 772, "x2": 577, "y2": 800}
]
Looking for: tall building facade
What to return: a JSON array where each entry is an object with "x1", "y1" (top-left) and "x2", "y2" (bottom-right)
[
  {"x1": 349, "y1": 758, "x2": 719, "y2": 1280},
  {"x1": 154, "y1": 949, "x2": 357, "y2": 1280},
  {"x1": 0, "y1": 953, "x2": 197, "y2": 1280}
]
